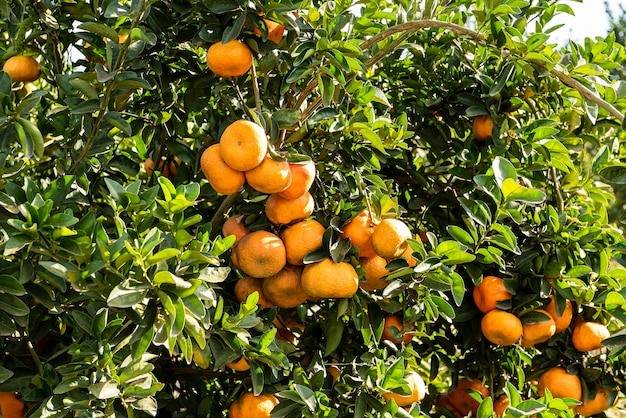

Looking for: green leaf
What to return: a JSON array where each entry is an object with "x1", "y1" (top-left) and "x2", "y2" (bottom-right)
[
  {"x1": 79, "y1": 22, "x2": 119, "y2": 41},
  {"x1": 0, "y1": 275, "x2": 26, "y2": 296},
  {"x1": 146, "y1": 249, "x2": 180, "y2": 267},
  {"x1": 447, "y1": 225, "x2": 475, "y2": 247},
  {"x1": 599, "y1": 164, "x2": 626, "y2": 184},
  {"x1": 380, "y1": 357, "x2": 405, "y2": 389},
  {"x1": 493, "y1": 156, "x2": 517, "y2": 187},
  {"x1": 107, "y1": 282, "x2": 148, "y2": 308},
  {"x1": 88, "y1": 380, "x2": 120, "y2": 399},
  {"x1": 325, "y1": 306, "x2": 344, "y2": 356},
  {"x1": 0, "y1": 293, "x2": 29, "y2": 316},
  {"x1": 104, "y1": 112, "x2": 132, "y2": 136},
  {"x1": 293, "y1": 383, "x2": 318, "y2": 411},
  {"x1": 15, "y1": 117, "x2": 44, "y2": 159},
  {"x1": 0, "y1": 366, "x2": 13, "y2": 384}
]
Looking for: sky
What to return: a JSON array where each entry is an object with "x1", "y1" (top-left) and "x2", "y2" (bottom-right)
[{"x1": 550, "y1": 0, "x2": 626, "y2": 44}]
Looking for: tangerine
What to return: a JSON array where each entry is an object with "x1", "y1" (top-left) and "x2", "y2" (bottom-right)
[
  {"x1": 537, "y1": 367, "x2": 582, "y2": 403},
  {"x1": 0, "y1": 392, "x2": 25, "y2": 418},
  {"x1": 520, "y1": 309, "x2": 556, "y2": 347},
  {"x1": 447, "y1": 378, "x2": 489, "y2": 417},
  {"x1": 222, "y1": 214, "x2": 251, "y2": 245},
  {"x1": 254, "y1": 19, "x2": 285, "y2": 44},
  {"x1": 278, "y1": 160, "x2": 316, "y2": 200},
  {"x1": 233, "y1": 276, "x2": 274, "y2": 309},
  {"x1": 207, "y1": 39, "x2": 253, "y2": 78},
  {"x1": 493, "y1": 395, "x2": 509, "y2": 417},
  {"x1": 3, "y1": 56, "x2": 41, "y2": 83},
  {"x1": 200, "y1": 144, "x2": 246, "y2": 194},
  {"x1": 262, "y1": 265, "x2": 308, "y2": 308},
  {"x1": 544, "y1": 294, "x2": 573, "y2": 333},
  {"x1": 301, "y1": 258, "x2": 359, "y2": 299},
  {"x1": 382, "y1": 372, "x2": 426, "y2": 407},
  {"x1": 473, "y1": 114, "x2": 494, "y2": 143},
  {"x1": 480, "y1": 309, "x2": 523, "y2": 346},
  {"x1": 226, "y1": 356, "x2": 250, "y2": 372},
  {"x1": 280, "y1": 219, "x2": 325, "y2": 265},
  {"x1": 245, "y1": 155, "x2": 292, "y2": 194},
  {"x1": 233, "y1": 230, "x2": 286, "y2": 278},
  {"x1": 472, "y1": 275, "x2": 513, "y2": 314},
  {"x1": 219, "y1": 119, "x2": 268, "y2": 172},
  {"x1": 359, "y1": 255, "x2": 390, "y2": 291},
  {"x1": 371, "y1": 218, "x2": 412, "y2": 259},
  {"x1": 381, "y1": 315, "x2": 413, "y2": 345},
  {"x1": 341, "y1": 210, "x2": 377, "y2": 258},
  {"x1": 228, "y1": 392, "x2": 279, "y2": 418},
  {"x1": 575, "y1": 386, "x2": 615, "y2": 416},
  {"x1": 572, "y1": 321, "x2": 610, "y2": 352},
  {"x1": 144, "y1": 156, "x2": 181, "y2": 179},
  {"x1": 265, "y1": 191, "x2": 314, "y2": 225}
]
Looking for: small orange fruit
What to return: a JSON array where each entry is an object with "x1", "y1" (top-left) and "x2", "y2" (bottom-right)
[
  {"x1": 273, "y1": 316, "x2": 304, "y2": 344},
  {"x1": 262, "y1": 265, "x2": 308, "y2": 308},
  {"x1": 200, "y1": 144, "x2": 246, "y2": 194},
  {"x1": 254, "y1": 19, "x2": 285, "y2": 44},
  {"x1": 537, "y1": 367, "x2": 582, "y2": 403},
  {"x1": 398, "y1": 245, "x2": 417, "y2": 267},
  {"x1": 226, "y1": 356, "x2": 250, "y2": 372},
  {"x1": 572, "y1": 321, "x2": 610, "y2": 352},
  {"x1": 359, "y1": 255, "x2": 390, "y2": 291},
  {"x1": 278, "y1": 160, "x2": 316, "y2": 200},
  {"x1": 265, "y1": 191, "x2": 314, "y2": 225},
  {"x1": 0, "y1": 392, "x2": 25, "y2": 418},
  {"x1": 341, "y1": 210, "x2": 377, "y2": 258},
  {"x1": 219, "y1": 119, "x2": 268, "y2": 172},
  {"x1": 381, "y1": 315, "x2": 413, "y2": 345},
  {"x1": 228, "y1": 392, "x2": 279, "y2": 418},
  {"x1": 144, "y1": 156, "x2": 181, "y2": 179},
  {"x1": 472, "y1": 275, "x2": 513, "y2": 314},
  {"x1": 301, "y1": 258, "x2": 359, "y2": 299},
  {"x1": 382, "y1": 372, "x2": 426, "y2": 407},
  {"x1": 245, "y1": 155, "x2": 292, "y2": 194},
  {"x1": 206, "y1": 39, "x2": 253, "y2": 78},
  {"x1": 371, "y1": 218, "x2": 412, "y2": 259},
  {"x1": 520, "y1": 309, "x2": 556, "y2": 347},
  {"x1": 222, "y1": 214, "x2": 251, "y2": 245},
  {"x1": 233, "y1": 276, "x2": 274, "y2": 309},
  {"x1": 447, "y1": 378, "x2": 489, "y2": 417},
  {"x1": 435, "y1": 393, "x2": 462, "y2": 417},
  {"x1": 233, "y1": 230, "x2": 286, "y2": 278},
  {"x1": 575, "y1": 386, "x2": 615, "y2": 416},
  {"x1": 473, "y1": 114, "x2": 494, "y2": 143},
  {"x1": 480, "y1": 309, "x2": 523, "y2": 346},
  {"x1": 280, "y1": 219, "x2": 325, "y2": 265},
  {"x1": 3, "y1": 56, "x2": 41, "y2": 83},
  {"x1": 544, "y1": 294, "x2": 573, "y2": 333},
  {"x1": 493, "y1": 395, "x2": 509, "y2": 417}
]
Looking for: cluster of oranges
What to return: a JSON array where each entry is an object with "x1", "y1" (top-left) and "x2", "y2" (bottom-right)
[{"x1": 472, "y1": 275, "x2": 615, "y2": 415}]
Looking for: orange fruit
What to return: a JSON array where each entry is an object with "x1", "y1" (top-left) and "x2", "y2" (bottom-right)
[
  {"x1": 359, "y1": 255, "x2": 390, "y2": 291},
  {"x1": 472, "y1": 115, "x2": 494, "y2": 142},
  {"x1": 219, "y1": 120, "x2": 268, "y2": 172},
  {"x1": 472, "y1": 275, "x2": 513, "y2": 314},
  {"x1": 520, "y1": 309, "x2": 556, "y2": 347},
  {"x1": 0, "y1": 392, "x2": 25, "y2": 418},
  {"x1": 200, "y1": 144, "x2": 246, "y2": 194},
  {"x1": 206, "y1": 39, "x2": 253, "y2": 78},
  {"x1": 228, "y1": 392, "x2": 279, "y2": 418},
  {"x1": 341, "y1": 210, "x2": 377, "y2": 258},
  {"x1": 544, "y1": 294, "x2": 573, "y2": 333},
  {"x1": 280, "y1": 219, "x2": 325, "y2": 265},
  {"x1": 278, "y1": 160, "x2": 316, "y2": 200},
  {"x1": 447, "y1": 378, "x2": 489, "y2": 417},
  {"x1": 3, "y1": 56, "x2": 41, "y2": 83},
  {"x1": 301, "y1": 258, "x2": 359, "y2": 299},
  {"x1": 480, "y1": 309, "x2": 523, "y2": 346},
  {"x1": 371, "y1": 218, "x2": 412, "y2": 259},
  {"x1": 381, "y1": 315, "x2": 413, "y2": 345},
  {"x1": 233, "y1": 276, "x2": 274, "y2": 309},
  {"x1": 493, "y1": 395, "x2": 509, "y2": 417},
  {"x1": 382, "y1": 372, "x2": 426, "y2": 407},
  {"x1": 245, "y1": 155, "x2": 292, "y2": 194},
  {"x1": 254, "y1": 19, "x2": 285, "y2": 44},
  {"x1": 144, "y1": 156, "x2": 181, "y2": 179},
  {"x1": 233, "y1": 230, "x2": 286, "y2": 278},
  {"x1": 575, "y1": 386, "x2": 615, "y2": 416},
  {"x1": 222, "y1": 214, "x2": 251, "y2": 245},
  {"x1": 572, "y1": 321, "x2": 610, "y2": 352},
  {"x1": 273, "y1": 316, "x2": 304, "y2": 345},
  {"x1": 265, "y1": 191, "x2": 314, "y2": 225},
  {"x1": 262, "y1": 265, "x2": 308, "y2": 308},
  {"x1": 435, "y1": 393, "x2": 462, "y2": 417},
  {"x1": 537, "y1": 367, "x2": 582, "y2": 403},
  {"x1": 399, "y1": 245, "x2": 417, "y2": 267},
  {"x1": 226, "y1": 356, "x2": 250, "y2": 372}
]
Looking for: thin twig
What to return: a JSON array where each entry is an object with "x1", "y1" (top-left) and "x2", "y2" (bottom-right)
[
  {"x1": 251, "y1": 61, "x2": 262, "y2": 114},
  {"x1": 551, "y1": 166, "x2": 564, "y2": 212},
  {"x1": 209, "y1": 192, "x2": 242, "y2": 239}
]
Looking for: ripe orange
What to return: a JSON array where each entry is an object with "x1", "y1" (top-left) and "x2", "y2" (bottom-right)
[
  {"x1": 278, "y1": 160, "x2": 316, "y2": 200},
  {"x1": 228, "y1": 392, "x2": 279, "y2": 418},
  {"x1": 537, "y1": 367, "x2": 582, "y2": 403},
  {"x1": 520, "y1": 309, "x2": 556, "y2": 347},
  {"x1": 280, "y1": 219, "x2": 325, "y2": 265},
  {"x1": 473, "y1": 115, "x2": 494, "y2": 142},
  {"x1": 381, "y1": 315, "x2": 413, "y2": 345},
  {"x1": 233, "y1": 276, "x2": 274, "y2": 309},
  {"x1": 572, "y1": 321, "x2": 610, "y2": 352},
  {"x1": 435, "y1": 393, "x2": 462, "y2": 417},
  {"x1": 472, "y1": 275, "x2": 513, "y2": 314},
  {"x1": 382, "y1": 372, "x2": 426, "y2": 407},
  {"x1": 359, "y1": 255, "x2": 390, "y2": 291},
  {"x1": 206, "y1": 39, "x2": 253, "y2": 78},
  {"x1": 493, "y1": 395, "x2": 509, "y2": 417},
  {"x1": 399, "y1": 245, "x2": 417, "y2": 267},
  {"x1": 544, "y1": 294, "x2": 573, "y2": 333},
  {"x1": 575, "y1": 386, "x2": 615, "y2": 416},
  {"x1": 371, "y1": 218, "x2": 412, "y2": 259},
  {"x1": 226, "y1": 356, "x2": 250, "y2": 372},
  {"x1": 447, "y1": 378, "x2": 489, "y2": 417},
  {"x1": 265, "y1": 191, "x2": 314, "y2": 225},
  {"x1": 0, "y1": 392, "x2": 25, "y2": 418},
  {"x1": 3, "y1": 56, "x2": 41, "y2": 83},
  {"x1": 245, "y1": 155, "x2": 292, "y2": 194},
  {"x1": 144, "y1": 156, "x2": 181, "y2": 179},
  {"x1": 222, "y1": 214, "x2": 251, "y2": 245},
  {"x1": 233, "y1": 230, "x2": 286, "y2": 278},
  {"x1": 254, "y1": 19, "x2": 285, "y2": 44},
  {"x1": 273, "y1": 316, "x2": 304, "y2": 345},
  {"x1": 200, "y1": 144, "x2": 246, "y2": 194},
  {"x1": 262, "y1": 265, "x2": 308, "y2": 308},
  {"x1": 341, "y1": 210, "x2": 377, "y2": 258},
  {"x1": 301, "y1": 258, "x2": 359, "y2": 299},
  {"x1": 480, "y1": 309, "x2": 523, "y2": 346},
  {"x1": 219, "y1": 120, "x2": 268, "y2": 172}
]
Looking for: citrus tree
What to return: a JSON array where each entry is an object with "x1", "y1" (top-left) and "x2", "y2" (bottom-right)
[{"x1": 1, "y1": 0, "x2": 626, "y2": 417}]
